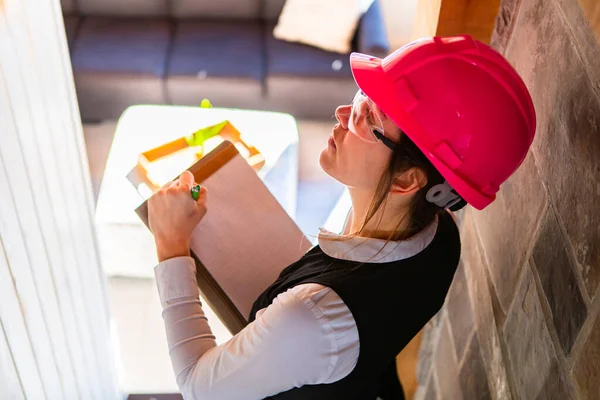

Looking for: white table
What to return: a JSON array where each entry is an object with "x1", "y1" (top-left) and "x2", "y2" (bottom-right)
[{"x1": 95, "y1": 105, "x2": 300, "y2": 278}]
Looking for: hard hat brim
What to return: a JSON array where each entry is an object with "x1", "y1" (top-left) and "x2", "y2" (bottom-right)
[{"x1": 349, "y1": 52, "x2": 388, "y2": 106}]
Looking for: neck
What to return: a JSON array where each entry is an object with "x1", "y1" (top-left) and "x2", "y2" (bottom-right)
[{"x1": 344, "y1": 187, "x2": 411, "y2": 240}]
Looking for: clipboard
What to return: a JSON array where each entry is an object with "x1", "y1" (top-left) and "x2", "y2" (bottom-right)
[{"x1": 136, "y1": 141, "x2": 312, "y2": 334}]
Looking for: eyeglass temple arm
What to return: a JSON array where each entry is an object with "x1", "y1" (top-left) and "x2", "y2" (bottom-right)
[{"x1": 372, "y1": 129, "x2": 398, "y2": 151}]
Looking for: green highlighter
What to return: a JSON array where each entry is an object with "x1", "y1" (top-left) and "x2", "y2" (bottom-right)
[
  {"x1": 191, "y1": 184, "x2": 202, "y2": 201},
  {"x1": 189, "y1": 99, "x2": 210, "y2": 201}
]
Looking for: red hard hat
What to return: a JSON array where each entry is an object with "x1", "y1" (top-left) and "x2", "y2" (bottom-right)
[{"x1": 350, "y1": 35, "x2": 536, "y2": 210}]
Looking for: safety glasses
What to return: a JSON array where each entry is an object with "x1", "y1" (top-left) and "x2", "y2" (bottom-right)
[{"x1": 348, "y1": 91, "x2": 398, "y2": 151}]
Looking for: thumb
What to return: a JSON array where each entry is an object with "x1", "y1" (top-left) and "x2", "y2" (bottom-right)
[{"x1": 178, "y1": 171, "x2": 194, "y2": 190}]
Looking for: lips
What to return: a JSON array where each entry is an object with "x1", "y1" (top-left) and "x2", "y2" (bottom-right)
[{"x1": 328, "y1": 136, "x2": 337, "y2": 150}]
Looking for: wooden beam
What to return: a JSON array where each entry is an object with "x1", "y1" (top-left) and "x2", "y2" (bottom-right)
[
  {"x1": 412, "y1": 0, "x2": 443, "y2": 40},
  {"x1": 578, "y1": 0, "x2": 600, "y2": 41},
  {"x1": 437, "y1": 0, "x2": 502, "y2": 43},
  {"x1": 412, "y1": 0, "x2": 502, "y2": 43}
]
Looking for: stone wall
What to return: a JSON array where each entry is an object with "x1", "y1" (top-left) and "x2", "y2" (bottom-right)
[{"x1": 414, "y1": 0, "x2": 600, "y2": 398}]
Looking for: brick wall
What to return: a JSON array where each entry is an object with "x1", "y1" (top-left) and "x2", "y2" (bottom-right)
[{"x1": 413, "y1": 0, "x2": 600, "y2": 398}]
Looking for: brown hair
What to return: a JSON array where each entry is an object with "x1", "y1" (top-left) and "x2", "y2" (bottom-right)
[{"x1": 353, "y1": 131, "x2": 446, "y2": 242}]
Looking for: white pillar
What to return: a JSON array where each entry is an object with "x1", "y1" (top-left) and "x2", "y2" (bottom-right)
[{"x1": 0, "y1": 0, "x2": 120, "y2": 398}]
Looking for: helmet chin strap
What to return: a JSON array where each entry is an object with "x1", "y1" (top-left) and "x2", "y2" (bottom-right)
[{"x1": 426, "y1": 180, "x2": 464, "y2": 210}]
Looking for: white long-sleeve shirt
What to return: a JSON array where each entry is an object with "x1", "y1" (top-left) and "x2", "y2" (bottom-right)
[{"x1": 154, "y1": 219, "x2": 438, "y2": 399}]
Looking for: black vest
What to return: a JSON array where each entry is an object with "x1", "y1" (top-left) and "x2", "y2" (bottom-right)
[{"x1": 249, "y1": 211, "x2": 461, "y2": 400}]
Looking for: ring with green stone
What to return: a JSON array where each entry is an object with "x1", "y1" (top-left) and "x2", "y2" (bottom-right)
[{"x1": 191, "y1": 184, "x2": 201, "y2": 201}]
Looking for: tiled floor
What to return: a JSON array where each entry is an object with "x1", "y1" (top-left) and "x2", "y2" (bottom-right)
[{"x1": 83, "y1": 117, "x2": 345, "y2": 393}]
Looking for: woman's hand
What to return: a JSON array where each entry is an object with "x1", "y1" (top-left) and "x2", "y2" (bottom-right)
[{"x1": 148, "y1": 171, "x2": 208, "y2": 262}]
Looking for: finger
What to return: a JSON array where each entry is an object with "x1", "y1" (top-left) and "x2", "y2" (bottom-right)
[
  {"x1": 196, "y1": 187, "x2": 208, "y2": 205},
  {"x1": 195, "y1": 186, "x2": 207, "y2": 199},
  {"x1": 178, "y1": 171, "x2": 194, "y2": 190},
  {"x1": 161, "y1": 180, "x2": 178, "y2": 191}
]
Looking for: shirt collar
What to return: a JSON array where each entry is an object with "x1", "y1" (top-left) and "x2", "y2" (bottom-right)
[{"x1": 317, "y1": 216, "x2": 438, "y2": 263}]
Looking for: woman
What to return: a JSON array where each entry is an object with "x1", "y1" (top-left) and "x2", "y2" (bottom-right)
[{"x1": 148, "y1": 35, "x2": 535, "y2": 399}]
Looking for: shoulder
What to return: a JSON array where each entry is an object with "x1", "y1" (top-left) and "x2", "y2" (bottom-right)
[{"x1": 436, "y1": 211, "x2": 461, "y2": 255}]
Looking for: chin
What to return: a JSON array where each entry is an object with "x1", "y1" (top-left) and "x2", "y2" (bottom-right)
[
  {"x1": 320, "y1": 150, "x2": 349, "y2": 186},
  {"x1": 319, "y1": 148, "x2": 336, "y2": 179}
]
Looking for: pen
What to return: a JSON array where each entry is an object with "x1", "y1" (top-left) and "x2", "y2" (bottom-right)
[{"x1": 191, "y1": 184, "x2": 201, "y2": 201}]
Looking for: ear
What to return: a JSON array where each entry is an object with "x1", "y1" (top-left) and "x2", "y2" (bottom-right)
[{"x1": 390, "y1": 168, "x2": 427, "y2": 195}]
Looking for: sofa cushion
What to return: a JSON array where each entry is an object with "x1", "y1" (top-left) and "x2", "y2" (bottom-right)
[
  {"x1": 273, "y1": 0, "x2": 369, "y2": 54},
  {"x1": 262, "y1": 0, "x2": 286, "y2": 21},
  {"x1": 72, "y1": 18, "x2": 170, "y2": 76},
  {"x1": 60, "y1": 0, "x2": 77, "y2": 14},
  {"x1": 169, "y1": 22, "x2": 263, "y2": 80},
  {"x1": 63, "y1": 16, "x2": 80, "y2": 51},
  {"x1": 266, "y1": 25, "x2": 353, "y2": 78},
  {"x1": 265, "y1": 76, "x2": 358, "y2": 119},
  {"x1": 71, "y1": 18, "x2": 171, "y2": 120},
  {"x1": 170, "y1": 0, "x2": 260, "y2": 19},
  {"x1": 167, "y1": 21, "x2": 264, "y2": 109},
  {"x1": 77, "y1": 0, "x2": 168, "y2": 16},
  {"x1": 265, "y1": 24, "x2": 357, "y2": 119},
  {"x1": 75, "y1": 76, "x2": 168, "y2": 121},
  {"x1": 357, "y1": 0, "x2": 390, "y2": 57}
]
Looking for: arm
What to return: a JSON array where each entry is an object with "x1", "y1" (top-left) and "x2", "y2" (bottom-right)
[
  {"x1": 155, "y1": 259, "x2": 342, "y2": 399},
  {"x1": 147, "y1": 172, "x2": 357, "y2": 398}
]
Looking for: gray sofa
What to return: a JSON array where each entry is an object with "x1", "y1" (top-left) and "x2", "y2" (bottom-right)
[{"x1": 62, "y1": 0, "x2": 390, "y2": 122}]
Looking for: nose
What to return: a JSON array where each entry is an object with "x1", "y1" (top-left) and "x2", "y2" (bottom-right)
[{"x1": 335, "y1": 105, "x2": 352, "y2": 130}]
